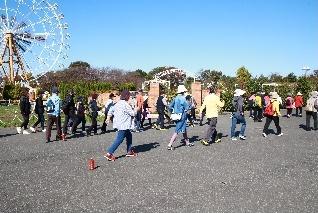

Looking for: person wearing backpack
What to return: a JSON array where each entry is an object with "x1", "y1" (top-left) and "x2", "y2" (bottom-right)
[
  {"x1": 294, "y1": 92, "x2": 304, "y2": 117},
  {"x1": 167, "y1": 85, "x2": 194, "y2": 150},
  {"x1": 86, "y1": 93, "x2": 99, "y2": 136},
  {"x1": 200, "y1": 86, "x2": 225, "y2": 145},
  {"x1": 62, "y1": 89, "x2": 75, "y2": 140},
  {"x1": 17, "y1": 88, "x2": 31, "y2": 135},
  {"x1": 71, "y1": 96, "x2": 86, "y2": 135},
  {"x1": 30, "y1": 91, "x2": 45, "y2": 133},
  {"x1": 253, "y1": 92, "x2": 263, "y2": 122},
  {"x1": 262, "y1": 92, "x2": 283, "y2": 137},
  {"x1": 304, "y1": 91, "x2": 318, "y2": 131},
  {"x1": 285, "y1": 93, "x2": 294, "y2": 118},
  {"x1": 46, "y1": 87, "x2": 62, "y2": 143},
  {"x1": 230, "y1": 89, "x2": 247, "y2": 141}
]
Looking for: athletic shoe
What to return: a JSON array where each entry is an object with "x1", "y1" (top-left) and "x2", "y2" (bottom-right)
[
  {"x1": 201, "y1": 140, "x2": 209, "y2": 146},
  {"x1": 262, "y1": 133, "x2": 267, "y2": 138},
  {"x1": 215, "y1": 138, "x2": 221, "y2": 143},
  {"x1": 152, "y1": 124, "x2": 157, "y2": 129},
  {"x1": 46, "y1": 138, "x2": 51, "y2": 143},
  {"x1": 61, "y1": 134, "x2": 67, "y2": 141},
  {"x1": 277, "y1": 133, "x2": 283, "y2": 137},
  {"x1": 42, "y1": 129, "x2": 46, "y2": 132},
  {"x1": 30, "y1": 127, "x2": 36, "y2": 133},
  {"x1": 17, "y1": 127, "x2": 22, "y2": 134},
  {"x1": 126, "y1": 150, "x2": 138, "y2": 157},
  {"x1": 22, "y1": 130, "x2": 30, "y2": 135},
  {"x1": 167, "y1": 145, "x2": 174, "y2": 150},
  {"x1": 239, "y1": 135, "x2": 246, "y2": 140},
  {"x1": 231, "y1": 137, "x2": 237, "y2": 141},
  {"x1": 158, "y1": 128, "x2": 167, "y2": 131},
  {"x1": 104, "y1": 153, "x2": 116, "y2": 161},
  {"x1": 186, "y1": 142, "x2": 194, "y2": 147}
]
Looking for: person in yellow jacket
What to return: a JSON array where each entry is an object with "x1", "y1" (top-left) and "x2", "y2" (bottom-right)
[
  {"x1": 262, "y1": 92, "x2": 283, "y2": 137},
  {"x1": 199, "y1": 87, "x2": 225, "y2": 145},
  {"x1": 254, "y1": 92, "x2": 263, "y2": 122}
]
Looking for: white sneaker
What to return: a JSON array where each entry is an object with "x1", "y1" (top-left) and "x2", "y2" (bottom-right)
[
  {"x1": 30, "y1": 127, "x2": 36, "y2": 133},
  {"x1": 42, "y1": 129, "x2": 46, "y2": 132},
  {"x1": 17, "y1": 127, "x2": 22, "y2": 134},
  {"x1": 231, "y1": 137, "x2": 237, "y2": 141},
  {"x1": 262, "y1": 133, "x2": 267, "y2": 138},
  {"x1": 277, "y1": 133, "x2": 283, "y2": 137},
  {"x1": 22, "y1": 130, "x2": 30, "y2": 135},
  {"x1": 239, "y1": 135, "x2": 246, "y2": 140}
]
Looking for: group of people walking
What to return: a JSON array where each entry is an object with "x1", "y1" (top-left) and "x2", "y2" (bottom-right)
[{"x1": 16, "y1": 84, "x2": 318, "y2": 161}]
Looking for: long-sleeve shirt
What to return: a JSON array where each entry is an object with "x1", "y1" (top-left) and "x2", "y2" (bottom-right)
[
  {"x1": 200, "y1": 93, "x2": 224, "y2": 118},
  {"x1": 108, "y1": 100, "x2": 135, "y2": 130}
]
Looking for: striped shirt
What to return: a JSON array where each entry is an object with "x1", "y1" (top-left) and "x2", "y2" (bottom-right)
[{"x1": 108, "y1": 100, "x2": 135, "y2": 130}]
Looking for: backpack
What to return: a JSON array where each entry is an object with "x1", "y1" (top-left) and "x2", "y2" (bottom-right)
[
  {"x1": 46, "y1": 99, "x2": 55, "y2": 113},
  {"x1": 286, "y1": 98, "x2": 292, "y2": 107},
  {"x1": 263, "y1": 102, "x2": 274, "y2": 116},
  {"x1": 306, "y1": 98, "x2": 318, "y2": 111}
]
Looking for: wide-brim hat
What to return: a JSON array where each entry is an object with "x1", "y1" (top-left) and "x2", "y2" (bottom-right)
[
  {"x1": 177, "y1": 85, "x2": 188, "y2": 94},
  {"x1": 271, "y1": 92, "x2": 279, "y2": 99},
  {"x1": 234, "y1": 89, "x2": 246, "y2": 97},
  {"x1": 297, "y1": 92, "x2": 302, "y2": 96}
]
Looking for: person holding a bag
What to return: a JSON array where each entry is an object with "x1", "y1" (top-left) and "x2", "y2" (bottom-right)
[
  {"x1": 167, "y1": 85, "x2": 194, "y2": 150},
  {"x1": 199, "y1": 86, "x2": 225, "y2": 145}
]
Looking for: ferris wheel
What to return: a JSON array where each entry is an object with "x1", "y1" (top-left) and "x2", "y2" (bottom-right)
[{"x1": 0, "y1": 0, "x2": 70, "y2": 83}]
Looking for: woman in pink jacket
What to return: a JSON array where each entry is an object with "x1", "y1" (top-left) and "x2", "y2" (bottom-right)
[{"x1": 285, "y1": 93, "x2": 294, "y2": 118}]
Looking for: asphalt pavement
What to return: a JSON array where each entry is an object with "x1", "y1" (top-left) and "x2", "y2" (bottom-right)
[{"x1": 0, "y1": 110, "x2": 317, "y2": 212}]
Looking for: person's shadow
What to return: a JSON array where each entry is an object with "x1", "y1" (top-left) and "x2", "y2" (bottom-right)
[
  {"x1": 116, "y1": 142, "x2": 160, "y2": 159},
  {"x1": 0, "y1": 133, "x2": 18, "y2": 138}
]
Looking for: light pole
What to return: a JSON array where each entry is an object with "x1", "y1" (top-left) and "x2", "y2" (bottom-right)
[{"x1": 302, "y1": 66, "x2": 310, "y2": 77}]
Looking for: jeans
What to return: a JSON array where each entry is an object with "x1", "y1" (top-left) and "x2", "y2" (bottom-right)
[
  {"x1": 33, "y1": 113, "x2": 45, "y2": 130},
  {"x1": 136, "y1": 110, "x2": 142, "y2": 130},
  {"x1": 263, "y1": 116, "x2": 281, "y2": 134},
  {"x1": 306, "y1": 111, "x2": 318, "y2": 130},
  {"x1": 20, "y1": 114, "x2": 30, "y2": 129},
  {"x1": 204, "y1": 117, "x2": 217, "y2": 142},
  {"x1": 107, "y1": 129, "x2": 132, "y2": 154},
  {"x1": 231, "y1": 113, "x2": 246, "y2": 137}
]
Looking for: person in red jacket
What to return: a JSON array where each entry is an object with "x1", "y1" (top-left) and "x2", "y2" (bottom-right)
[{"x1": 294, "y1": 92, "x2": 304, "y2": 117}]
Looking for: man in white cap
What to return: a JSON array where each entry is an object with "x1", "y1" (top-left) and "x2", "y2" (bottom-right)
[{"x1": 231, "y1": 89, "x2": 247, "y2": 140}]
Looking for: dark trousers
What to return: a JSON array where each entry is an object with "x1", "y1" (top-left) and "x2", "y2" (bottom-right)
[
  {"x1": 71, "y1": 115, "x2": 86, "y2": 133},
  {"x1": 20, "y1": 114, "x2": 30, "y2": 129},
  {"x1": 141, "y1": 110, "x2": 151, "y2": 127},
  {"x1": 200, "y1": 109, "x2": 206, "y2": 125},
  {"x1": 204, "y1": 117, "x2": 217, "y2": 142},
  {"x1": 46, "y1": 115, "x2": 62, "y2": 140},
  {"x1": 253, "y1": 106, "x2": 262, "y2": 121},
  {"x1": 191, "y1": 108, "x2": 196, "y2": 120},
  {"x1": 306, "y1": 111, "x2": 318, "y2": 130},
  {"x1": 296, "y1": 107, "x2": 302, "y2": 116},
  {"x1": 136, "y1": 110, "x2": 142, "y2": 130},
  {"x1": 263, "y1": 116, "x2": 281, "y2": 135},
  {"x1": 156, "y1": 111, "x2": 165, "y2": 128},
  {"x1": 62, "y1": 112, "x2": 74, "y2": 134},
  {"x1": 33, "y1": 113, "x2": 45, "y2": 130},
  {"x1": 286, "y1": 108, "x2": 292, "y2": 116},
  {"x1": 87, "y1": 116, "x2": 97, "y2": 133}
]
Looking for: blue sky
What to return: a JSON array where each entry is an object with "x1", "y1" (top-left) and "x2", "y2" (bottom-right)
[{"x1": 60, "y1": 0, "x2": 318, "y2": 77}]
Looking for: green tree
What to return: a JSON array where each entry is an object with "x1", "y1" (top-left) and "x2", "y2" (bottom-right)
[
  {"x1": 69, "y1": 61, "x2": 91, "y2": 69},
  {"x1": 236, "y1": 66, "x2": 251, "y2": 89},
  {"x1": 285, "y1": 73, "x2": 297, "y2": 83},
  {"x1": 198, "y1": 69, "x2": 222, "y2": 84}
]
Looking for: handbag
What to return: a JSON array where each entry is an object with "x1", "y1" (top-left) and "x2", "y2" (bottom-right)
[{"x1": 171, "y1": 113, "x2": 182, "y2": 121}]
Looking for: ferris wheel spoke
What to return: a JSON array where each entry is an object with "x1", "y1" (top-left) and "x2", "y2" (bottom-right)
[{"x1": 4, "y1": 0, "x2": 10, "y2": 29}]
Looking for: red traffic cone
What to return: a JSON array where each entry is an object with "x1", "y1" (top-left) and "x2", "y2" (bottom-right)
[{"x1": 88, "y1": 158, "x2": 96, "y2": 170}]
